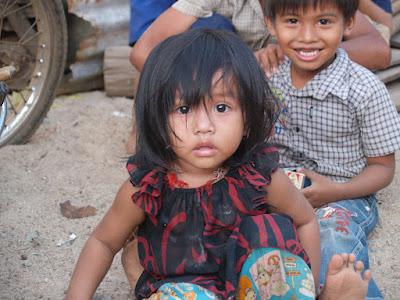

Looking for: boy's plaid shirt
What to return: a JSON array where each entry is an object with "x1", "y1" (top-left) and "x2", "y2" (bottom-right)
[
  {"x1": 172, "y1": 0, "x2": 270, "y2": 50},
  {"x1": 269, "y1": 48, "x2": 400, "y2": 182}
]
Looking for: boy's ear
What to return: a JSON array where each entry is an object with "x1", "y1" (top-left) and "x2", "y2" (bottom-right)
[
  {"x1": 343, "y1": 16, "x2": 355, "y2": 38},
  {"x1": 264, "y1": 16, "x2": 277, "y2": 36}
]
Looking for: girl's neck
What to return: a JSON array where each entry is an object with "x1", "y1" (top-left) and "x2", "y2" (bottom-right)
[{"x1": 168, "y1": 167, "x2": 227, "y2": 188}]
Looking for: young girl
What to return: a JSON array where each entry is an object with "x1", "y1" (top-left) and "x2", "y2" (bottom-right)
[{"x1": 66, "y1": 29, "x2": 366, "y2": 300}]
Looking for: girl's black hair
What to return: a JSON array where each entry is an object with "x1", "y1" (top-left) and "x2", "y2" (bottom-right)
[
  {"x1": 134, "y1": 29, "x2": 276, "y2": 169},
  {"x1": 262, "y1": 0, "x2": 359, "y2": 22}
]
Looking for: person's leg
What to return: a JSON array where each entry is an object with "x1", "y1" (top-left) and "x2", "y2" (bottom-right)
[
  {"x1": 319, "y1": 253, "x2": 371, "y2": 300},
  {"x1": 237, "y1": 248, "x2": 315, "y2": 299},
  {"x1": 121, "y1": 237, "x2": 143, "y2": 289},
  {"x1": 144, "y1": 282, "x2": 218, "y2": 299},
  {"x1": 190, "y1": 13, "x2": 236, "y2": 32},
  {"x1": 316, "y1": 195, "x2": 382, "y2": 300},
  {"x1": 237, "y1": 248, "x2": 370, "y2": 300}
]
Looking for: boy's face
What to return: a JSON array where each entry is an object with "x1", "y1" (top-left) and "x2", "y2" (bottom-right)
[{"x1": 266, "y1": 5, "x2": 354, "y2": 82}]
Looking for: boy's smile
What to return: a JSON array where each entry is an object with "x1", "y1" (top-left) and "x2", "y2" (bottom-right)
[{"x1": 266, "y1": 5, "x2": 354, "y2": 88}]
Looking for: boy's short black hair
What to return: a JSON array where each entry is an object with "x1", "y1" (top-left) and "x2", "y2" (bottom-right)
[
  {"x1": 262, "y1": 0, "x2": 359, "y2": 22},
  {"x1": 134, "y1": 29, "x2": 276, "y2": 169}
]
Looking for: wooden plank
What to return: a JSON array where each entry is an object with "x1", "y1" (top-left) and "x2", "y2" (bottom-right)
[
  {"x1": 392, "y1": 32, "x2": 400, "y2": 48},
  {"x1": 57, "y1": 74, "x2": 104, "y2": 96},
  {"x1": 0, "y1": 66, "x2": 16, "y2": 81},
  {"x1": 376, "y1": 64, "x2": 400, "y2": 83},
  {"x1": 393, "y1": 13, "x2": 400, "y2": 35},
  {"x1": 386, "y1": 80, "x2": 400, "y2": 111},
  {"x1": 393, "y1": 0, "x2": 400, "y2": 15},
  {"x1": 390, "y1": 48, "x2": 400, "y2": 66},
  {"x1": 103, "y1": 46, "x2": 140, "y2": 98}
]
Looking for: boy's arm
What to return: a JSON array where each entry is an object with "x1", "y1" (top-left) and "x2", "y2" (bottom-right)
[
  {"x1": 266, "y1": 170, "x2": 320, "y2": 289},
  {"x1": 300, "y1": 154, "x2": 396, "y2": 208},
  {"x1": 341, "y1": 11, "x2": 391, "y2": 70},
  {"x1": 130, "y1": 7, "x2": 197, "y2": 71},
  {"x1": 358, "y1": 0, "x2": 393, "y2": 31},
  {"x1": 66, "y1": 179, "x2": 145, "y2": 299}
]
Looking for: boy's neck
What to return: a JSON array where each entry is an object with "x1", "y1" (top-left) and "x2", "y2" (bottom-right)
[
  {"x1": 290, "y1": 53, "x2": 337, "y2": 89},
  {"x1": 291, "y1": 69, "x2": 313, "y2": 89}
]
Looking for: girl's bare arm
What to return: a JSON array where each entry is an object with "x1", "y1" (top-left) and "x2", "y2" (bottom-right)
[
  {"x1": 266, "y1": 169, "x2": 320, "y2": 290},
  {"x1": 66, "y1": 179, "x2": 145, "y2": 299}
]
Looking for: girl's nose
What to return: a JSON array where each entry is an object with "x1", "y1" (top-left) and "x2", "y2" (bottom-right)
[{"x1": 192, "y1": 107, "x2": 215, "y2": 134}]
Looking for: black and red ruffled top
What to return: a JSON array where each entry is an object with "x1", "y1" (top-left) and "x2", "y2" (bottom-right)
[{"x1": 127, "y1": 144, "x2": 309, "y2": 299}]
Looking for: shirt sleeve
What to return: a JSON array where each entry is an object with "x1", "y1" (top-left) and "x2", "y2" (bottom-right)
[
  {"x1": 172, "y1": 0, "x2": 218, "y2": 18},
  {"x1": 129, "y1": 0, "x2": 175, "y2": 44},
  {"x1": 372, "y1": 0, "x2": 393, "y2": 14},
  {"x1": 358, "y1": 79, "x2": 400, "y2": 157}
]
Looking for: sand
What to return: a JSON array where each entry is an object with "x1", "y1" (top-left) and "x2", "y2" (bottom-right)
[{"x1": 0, "y1": 91, "x2": 398, "y2": 299}]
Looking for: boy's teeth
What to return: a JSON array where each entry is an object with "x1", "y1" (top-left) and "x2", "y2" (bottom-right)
[{"x1": 299, "y1": 50, "x2": 318, "y2": 57}]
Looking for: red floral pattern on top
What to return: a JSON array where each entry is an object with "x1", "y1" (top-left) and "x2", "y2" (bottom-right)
[{"x1": 127, "y1": 144, "x2": 309, "y2": 299}]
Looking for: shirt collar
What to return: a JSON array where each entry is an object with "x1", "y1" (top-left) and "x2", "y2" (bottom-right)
[{"x1": 280, "y1": 48, "x2": 350, "y2": 101}]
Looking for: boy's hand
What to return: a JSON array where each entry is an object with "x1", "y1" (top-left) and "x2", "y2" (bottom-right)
[
  {"x1": 254, "y1": 44, "x2": 284, "y2": 78},
  {"x1": 299, "y1": 169, "x2": 340, "y2": 208}
]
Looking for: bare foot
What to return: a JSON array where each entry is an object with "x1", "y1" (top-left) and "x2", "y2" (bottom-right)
[
  {"x1": 319, "y1": 253, "x2": 371, "y2": 300},
  {"x1": 121, "y1": 238, "x2": 143, "y2": 289}
]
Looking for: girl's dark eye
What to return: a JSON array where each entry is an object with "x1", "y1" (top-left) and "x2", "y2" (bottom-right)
[
  {"x1": 177, "y1": 106, "x2": 190, "y2": 114},
  {"x1": 319, "y1": 19, "x2": 330, "y2": 25},
  {"x1": 215, "y1": 104, "x2": 229, "y2": 113}
]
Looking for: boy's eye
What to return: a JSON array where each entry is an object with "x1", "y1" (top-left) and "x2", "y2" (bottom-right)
[
  {"x1": 286, "y1": 18, "x2": 298, "y2": 24},
  {"x1": 176, "y1": 105, "x2": 191, "y2": 114},
  {"x1": 215, "y1": 103, "x2": 230, "y2": 113},
  {"x1": 319, "y1": 19, "x2": 330, "y2": 25}
]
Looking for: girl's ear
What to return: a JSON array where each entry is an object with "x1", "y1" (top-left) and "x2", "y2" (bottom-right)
[
  {"x1": 343, "y1": 16, "x2": 355, "y2": 38},
  {"x1": 265, "y1": 16, "x2": 277, "y2": 37}
]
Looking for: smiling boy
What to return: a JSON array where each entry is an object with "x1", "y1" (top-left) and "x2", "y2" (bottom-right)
[{"x1": 261, "y1": 0, "x2": 400, "y2": 299}]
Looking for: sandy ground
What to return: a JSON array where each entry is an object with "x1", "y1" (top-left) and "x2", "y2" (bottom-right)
[{"x1": 0, "y1": 90, "x2": 399, "y2": 299}]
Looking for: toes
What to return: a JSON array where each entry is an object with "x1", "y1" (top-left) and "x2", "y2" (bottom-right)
[
  {"x1": 327, "y1": 254, "x2": 345, "y2": 275},
  {"x1": 354, "y1": 260, "x2": 364, "y2": 274},
  {"x1": 363, "y1": 269, "x2": 372, "y2": 282},
  {"x1": 347, "y1": 253, "x2": 356, "y2": 268}
]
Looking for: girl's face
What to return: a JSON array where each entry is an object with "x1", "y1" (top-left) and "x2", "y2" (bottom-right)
[{"x1": 168, "y1": 71, "x2": 245, "y2": 182}]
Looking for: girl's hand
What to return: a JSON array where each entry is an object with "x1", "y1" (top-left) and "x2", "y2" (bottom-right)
[{"x1": 299, "y1": 169, "x2": 341, "y2": 208}]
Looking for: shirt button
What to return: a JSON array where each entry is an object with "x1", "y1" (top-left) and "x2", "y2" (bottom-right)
[
  {"x1": 162, "y1": 223, "x2": 167, "y2": 228},
  {"x1": 295, "y1": 127, "x2": 300, "y2": 132}
]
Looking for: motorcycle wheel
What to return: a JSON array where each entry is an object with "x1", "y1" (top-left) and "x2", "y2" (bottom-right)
[{"x1": 0, "y1": 0, "x2": 67, "y2": 146}]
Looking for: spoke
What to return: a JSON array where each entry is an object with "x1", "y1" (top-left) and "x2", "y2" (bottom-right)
[
  {"x1": 17, "y1": 18, "x2": 37, "y2": 44},
  {"x1": 20, "y1": 29, "x2": 40, "y2": 46},
  {"x1": 0, "y1": 16, "x2": 3, "y2": 40},
  {"x1": 0, "y1": 0, "x2": 14, "y2": 18},
  {"x1": 0, "y1": 41, "x2": 31, "y2": 56},
  {"x1": 7, "y1": 95, "x2": 18, "y2": 115},
  {"x1": 0, "y1": 40, "x2": 40, "y2": 49},
  {"x1": 3, "y1": 2, "x2": 32, "y2": 19},
  {"x1": 20, "y1": 90, "x2": 28, "y2": 104}
]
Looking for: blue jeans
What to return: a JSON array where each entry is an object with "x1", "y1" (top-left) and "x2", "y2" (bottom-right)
[
  {"x1": 316, "y1": 195, "x2": 382, "y2": 300},
  {"x1": 190, "y1": 13, "x2": 236, "y2": 32},
  {"x1": 129, "y1": 0, "x2": 236, "y2": 45}
]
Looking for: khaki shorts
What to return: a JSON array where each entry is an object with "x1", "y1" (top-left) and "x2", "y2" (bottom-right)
[{"x1": 364, "y1": 14, "x2": 391, "y2": 44}]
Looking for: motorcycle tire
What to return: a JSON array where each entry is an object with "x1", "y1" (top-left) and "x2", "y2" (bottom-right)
[{"x1": 0, "y1": 0, "x2": 67, "y2": 146}]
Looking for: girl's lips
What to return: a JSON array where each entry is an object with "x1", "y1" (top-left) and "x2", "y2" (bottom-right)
[{"x1": 193, "y1": 144, "x2": 217, "y2": 157}]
